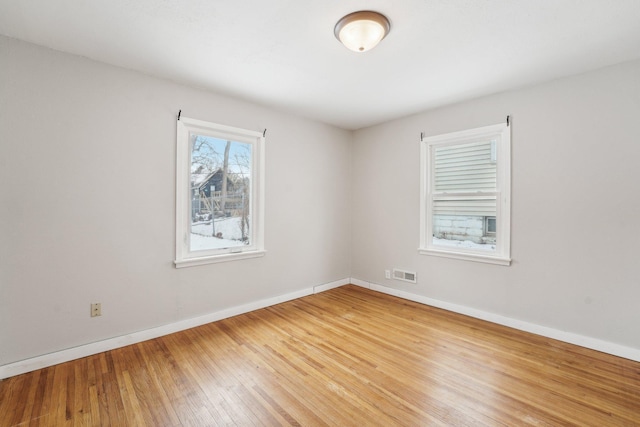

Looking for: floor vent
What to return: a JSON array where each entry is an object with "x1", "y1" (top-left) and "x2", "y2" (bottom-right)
[{"x1": 392, "y1": 269, "x2": 417, "y2": 284}]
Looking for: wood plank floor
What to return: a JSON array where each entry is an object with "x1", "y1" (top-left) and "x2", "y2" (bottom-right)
[{"x1": 1, "y1": 285, "x2": 639, "y2": 426}]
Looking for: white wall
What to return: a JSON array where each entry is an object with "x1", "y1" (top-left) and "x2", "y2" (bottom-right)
[
  {"x1": 351, "y1": 59, "x2": 640, "y2": 351},
  {"x1": 2, "y1": 33, "x2": 639, "y2": 371},
  {"x1": 0, "y1": 36, "x2": 352, "y2": 366}
]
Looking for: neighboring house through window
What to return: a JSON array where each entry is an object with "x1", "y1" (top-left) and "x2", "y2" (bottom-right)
[
  {"x1": 419, "y1": 122, "x2": 511, "y2": 265},
  {"x1": 175, "y1": 116, "x2": 265, "y2": 268}
]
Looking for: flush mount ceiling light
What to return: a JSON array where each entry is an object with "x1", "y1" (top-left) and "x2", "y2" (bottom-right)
[{"x1": 334, "y1": 10, "x2": 390, "y2": 52}]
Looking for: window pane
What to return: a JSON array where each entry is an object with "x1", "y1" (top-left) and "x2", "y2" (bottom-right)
[
  {"x1": 432, "y1": 196, "x2": 496, "y2": 251},
  {"x1": 432, "y1": 139, "x2": 498, "y2": 251},
  {"x1": 189, "y1": 134, "x2": 252, "y2": 252},
  {"x1": 434, "y1": 140, "x2": 497, "y2": 193}
]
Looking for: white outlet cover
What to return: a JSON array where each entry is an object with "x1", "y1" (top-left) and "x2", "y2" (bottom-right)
[{"x1": 91, "y1": 303, "x2": 102, "y2": 317}]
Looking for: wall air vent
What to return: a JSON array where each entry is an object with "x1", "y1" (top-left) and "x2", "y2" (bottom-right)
[{"x1": 392, "y1": 269, "x2": 417, "y2": 284}]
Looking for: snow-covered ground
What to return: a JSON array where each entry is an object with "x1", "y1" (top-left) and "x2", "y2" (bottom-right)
[
  {"x1": 191, "y1": 220, "x2": 494, "y2": 252},
  {"x1": 192, "y1": 217, "x2": 243, "y2": 239},
  {"x1": 190, "y1": 217, "x2": 246, "y2": 250},
  {"x1": 190, "y1": 233, "x2": 241, "y2": 250},
  {"x1": 433, "y1": 237, "x2": 495, "y2": 252}
]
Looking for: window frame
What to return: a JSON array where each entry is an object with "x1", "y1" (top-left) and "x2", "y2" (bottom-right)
[
  {"x1": 419, "y1": 122, "x2": 511, "y2": 265},
  {"x1": 174, "y1": 116, "x2": 265, "y2": 268}
]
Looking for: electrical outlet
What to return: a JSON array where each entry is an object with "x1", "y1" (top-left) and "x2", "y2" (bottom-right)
[
  {"x1": 385, "y1": 270, "x2": 391, "y2": 279},
  {"x1": 91, "y1": 303, "x2": 102, "y2": 317}
]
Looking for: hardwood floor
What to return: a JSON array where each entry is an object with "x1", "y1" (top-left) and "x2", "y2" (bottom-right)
[{"x1": 1, "y1": 285, "x2": 639, "y2": 426}]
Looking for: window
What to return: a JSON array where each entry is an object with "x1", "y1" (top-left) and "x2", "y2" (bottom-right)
[
  {"x1": 419, "y1": 122, "x2": 511, "y2": 265},
  {"x1": 484, "y1": 216, "x2": 497, "y2": 236},
  {"x1": 175, "y1": 116, "x2": 265, "y2": 268}
]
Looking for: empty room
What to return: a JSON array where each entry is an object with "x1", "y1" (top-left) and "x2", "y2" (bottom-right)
[{"x1": 1, "y1": 1, "x2": 640, "y2": 425}]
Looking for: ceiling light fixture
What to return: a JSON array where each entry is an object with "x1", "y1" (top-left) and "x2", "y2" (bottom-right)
[{"x1": 334, "y1": 10, "x2": 390, "y2": 53}]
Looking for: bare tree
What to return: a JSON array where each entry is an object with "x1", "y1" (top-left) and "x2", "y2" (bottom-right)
[
  {"x1": 232, "y1": 146, "x2": 251, "y2": 242},
  {"x1": 190, "y1": 135, "x2": 221, "y2": 177},
  {"x1": 220, "y1": 140, "x2": 231, "y2": 215}
]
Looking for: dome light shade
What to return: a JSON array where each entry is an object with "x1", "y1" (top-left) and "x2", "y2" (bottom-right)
[{"x1": 334, "y1": 11, "x2": 390, "y2": 52}]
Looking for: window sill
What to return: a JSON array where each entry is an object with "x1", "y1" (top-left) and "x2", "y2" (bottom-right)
[
  {"x1": 418, "y1": 248, "x2": 511, "y2": 266},
  {"x1": 174, "y1": 250, "x2": 266, "y2": 268}
]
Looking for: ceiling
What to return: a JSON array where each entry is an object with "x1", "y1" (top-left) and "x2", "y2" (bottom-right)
[{"x1": 1, "y1": 1, "x2": 639, "y2": 130}]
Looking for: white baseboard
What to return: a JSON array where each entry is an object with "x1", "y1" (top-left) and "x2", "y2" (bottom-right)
[
  {"x1": 314, "y1": 278, "x2": 351, "y2": 293},
  {"x1": 0, "y1": 278, "x2": 350, "y2": 379},
  {"x1": 350, "y1": 277, "x2": 640, "y2": 363},
  {"x1": 4, "y1": 276, "x2": 637, "y2": 380},
  {"x1": 350, "y1": 277, "x2": 371, "y2": 289}
]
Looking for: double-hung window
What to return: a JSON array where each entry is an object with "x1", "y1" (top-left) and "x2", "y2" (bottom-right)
[
  {"x1": 419, "y1": 122, "x2": 511, "y2": 265},
  {"x1": 175, "y1": 116, "x2": 265, "y2": 267}
]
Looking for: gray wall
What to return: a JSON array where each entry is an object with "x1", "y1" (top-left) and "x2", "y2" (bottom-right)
[
  {"x1": 2, "y1": 33, "x2": 639, "y2": 367},
  {"x1": 351, "y1": 59, "x2": 640, "y2": 350},
  {"x1": 0, "y1": 36, "x2": 352, "y2": 365}
]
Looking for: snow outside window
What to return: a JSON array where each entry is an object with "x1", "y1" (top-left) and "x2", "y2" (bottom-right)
[
  {"x1": 175, "y1": 117, "x2": 265, "y2": 268},
  {"x1": 419, "y1": 122, "x2": 511, "y2": 265}
]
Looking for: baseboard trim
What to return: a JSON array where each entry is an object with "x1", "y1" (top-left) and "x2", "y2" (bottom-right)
[
  {"x1": 350, "y1": 278, "x2": 640, "y2": 363},
  {"x1": 0, "y1": 278, "x2": 351, "y2": 379},
  {"x1": 5, "y1": 276, "x2": 636, "y2": 380},
  {"x1": 314, "y1": 278, "x2": 351, "y2": 293},
  {"x1": 350, "y1": 277, "x2": 371, "y2": 289}
]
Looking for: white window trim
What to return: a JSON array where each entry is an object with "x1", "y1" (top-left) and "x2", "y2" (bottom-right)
[
  {"x1": 175, "y1": 116, "x2": 265, "y2": 268},
  {"x1": 419, "y1": 122, "x2": 511, "y2": 266}
]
